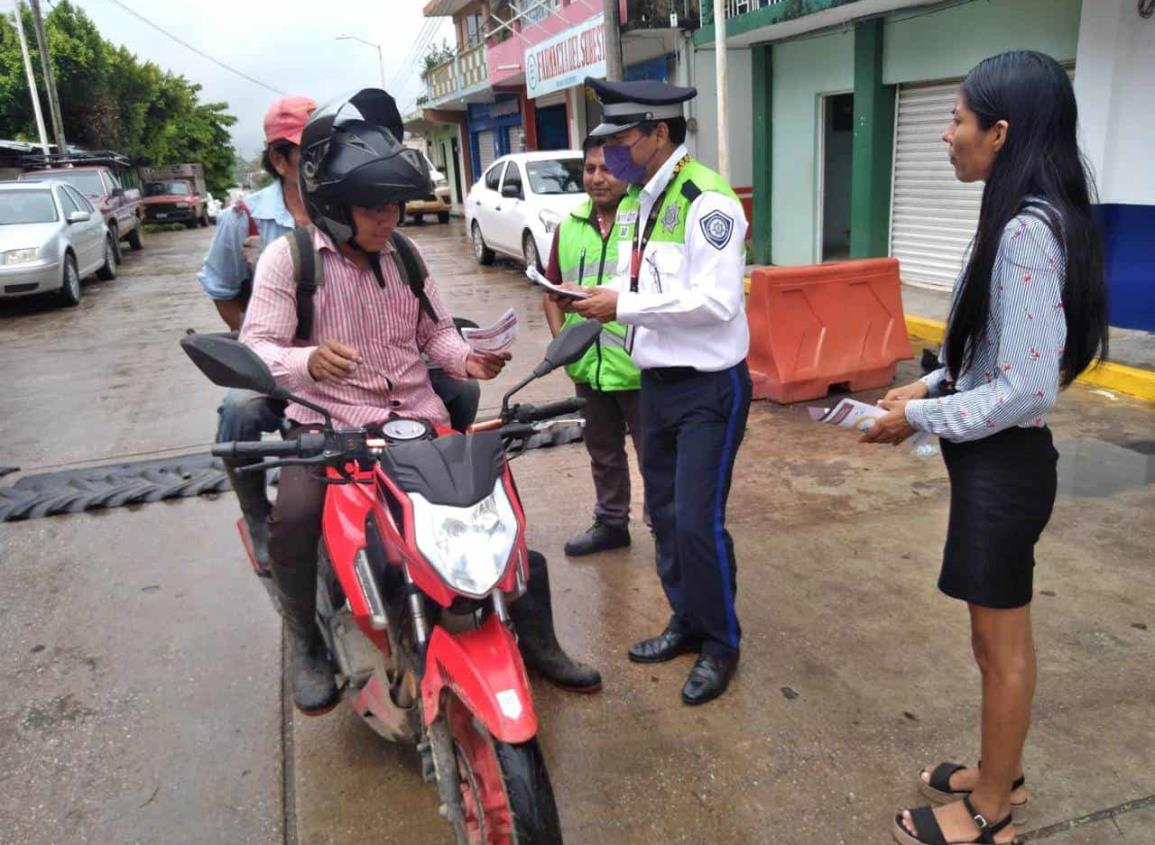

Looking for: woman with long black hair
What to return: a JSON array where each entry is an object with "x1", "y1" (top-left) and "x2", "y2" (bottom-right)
[{"x1": 863, "y1": 51, "x2": 1109, "y2": 844}]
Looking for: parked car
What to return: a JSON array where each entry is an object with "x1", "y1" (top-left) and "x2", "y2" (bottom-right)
[
  {"x1": 205, "y1": 192, "x2": 222, "y2": 224},
  {"x1": 404, "y1": 151, "x2": 452, "y2": 224},
  {"x1": 20, "y1": 164, "x2": 144, "y2": 256},
  {"x1": 465, "y1": 151, "x2": 585, "y2": 271},
  {"x1": 0, "y1": 180, "x2": 117, "y2": 306},
  {"x1": 140, "y1": 163, "x2": 208, "y2": 227}
]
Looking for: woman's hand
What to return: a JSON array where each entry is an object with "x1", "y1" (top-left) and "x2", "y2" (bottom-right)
[
  {"x1": 859, "y1": 400, "x2": 918, "y2": 445},
  {"x1": 882, "y1": 380, "x2": 930, "y2": 403}
]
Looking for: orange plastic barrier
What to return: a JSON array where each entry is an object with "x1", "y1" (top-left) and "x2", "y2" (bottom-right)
[{"x1": 745, "y1": 258, "x2": 914, "y2": 404}]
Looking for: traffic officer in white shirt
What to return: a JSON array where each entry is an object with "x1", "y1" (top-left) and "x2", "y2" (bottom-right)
[{"x1": 553, "y1": 78, "x2": 752, "y2": 705}]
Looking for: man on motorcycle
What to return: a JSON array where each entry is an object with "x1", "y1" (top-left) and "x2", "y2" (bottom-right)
[
  {"x1": 240, "y1": 89, "x2": 602, "y2": 714},
  {"x1": 199, "y1": 96, "x2": 481, "y2": 575}
]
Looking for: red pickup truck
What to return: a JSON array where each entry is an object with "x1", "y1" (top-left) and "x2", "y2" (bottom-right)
[
  {"x1": 21, "y1": 165, "x2": 144, "y2": 255},
  {"x1": 140, "y1": 163, "x2": 209, "y2": 228}
]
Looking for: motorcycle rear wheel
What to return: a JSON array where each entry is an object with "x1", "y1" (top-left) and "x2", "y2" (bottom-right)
[{"x1": 446, "y1": 695, "x2": 562, "y2": 844}]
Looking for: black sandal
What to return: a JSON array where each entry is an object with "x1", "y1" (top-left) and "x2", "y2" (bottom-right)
[
  {"x1": 919, "y1": 761, "x2": 1028, "y2": 824},
  {"x1": 892, "y1": 796, "x2": 1013, "y2": 845}
]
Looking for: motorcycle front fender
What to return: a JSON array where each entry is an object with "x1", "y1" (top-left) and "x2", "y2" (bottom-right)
[{"x1": 421, "y1": 613, "x2": 538, "y2": 745}]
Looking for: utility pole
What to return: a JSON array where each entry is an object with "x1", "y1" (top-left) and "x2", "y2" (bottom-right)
[
  {"x1": 603, "y1": 0, "x2": 623, "y2": 81},
  {"x1": 713, "y1": 0, "x2": 730, "y2": 181},
  {"x1": 11, "y1": 3, "x2": 50, "y2": 155},
  {"x1": 28, "y1": 0, "x2": 67, "y2": 155}
]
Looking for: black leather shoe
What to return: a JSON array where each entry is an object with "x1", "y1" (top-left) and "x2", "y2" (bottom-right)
[
  {"x1": 681, "y1": 654, "x2": 739, "y2": 706},
  {"x1": 628, "y1": 626, "x2": 701, "y2": 664},
  {"x1": 564, "y1": 521, "x2": 631, "y2": 556}
]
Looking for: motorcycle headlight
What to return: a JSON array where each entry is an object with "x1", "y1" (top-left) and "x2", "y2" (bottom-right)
[
  {"x1": 3, "y1": 248, "x2": 38, "y2": 265},
  {"x1": 539, "y1": 209, "x2": 561, "y2": 233},
  {"x1": 410, "y1": 481, "x2": 519, "y2": 598}
]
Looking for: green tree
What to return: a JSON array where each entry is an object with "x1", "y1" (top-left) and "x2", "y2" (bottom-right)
[{"x1": 0, "y1": 1, "x2": 238, "y2": 195}]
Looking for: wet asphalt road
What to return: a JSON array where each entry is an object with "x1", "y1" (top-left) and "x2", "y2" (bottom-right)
[{"x1": 1, "y1": 220, "x2": 1153, "y2": 844}]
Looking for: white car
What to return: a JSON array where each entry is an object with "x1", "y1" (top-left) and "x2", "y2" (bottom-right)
[
  {"x1": 205, "y1": 192, "x2": 223, "y2": 224},
  {"x1": 0, "y1": 180, "x2": 114, "y2": 306},
  {"x1": 465, "y1": 151, "x2": 586, "y2": 272}
]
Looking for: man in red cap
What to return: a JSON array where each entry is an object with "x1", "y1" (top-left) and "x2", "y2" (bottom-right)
[{"x1": 198, "y1": 97, "x2": 317, "y2": 574}]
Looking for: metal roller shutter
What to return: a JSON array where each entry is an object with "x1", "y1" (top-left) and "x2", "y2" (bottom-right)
[
  {"x1": 890, "y1": 80, "x2": 981, "y2": 291},
  {"x1": 477, "y1": 130, "x2": 497, "y2": 174},
  {"x1": 891, "y1": 68, "x2": 1073, "y2": 291}
]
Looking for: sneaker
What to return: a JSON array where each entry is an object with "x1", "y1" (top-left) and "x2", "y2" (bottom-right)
[{"x1": 564, "y1": 522, "x2": 631, "y2": 556}]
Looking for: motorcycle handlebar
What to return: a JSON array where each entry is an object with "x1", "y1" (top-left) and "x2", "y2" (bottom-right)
[
  {"x1": 513, "y1": 397, "x2": 586, "y2": 424},
  {"x1": 211, "y1": 432, "x2": 326, "y2": 460}
]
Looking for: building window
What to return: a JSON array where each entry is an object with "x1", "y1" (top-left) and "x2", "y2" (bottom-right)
[{"x1": 464, "y1": 11, "x2": 484, "y2": 47}]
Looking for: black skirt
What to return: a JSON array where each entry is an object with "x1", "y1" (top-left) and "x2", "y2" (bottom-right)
[{"x1": 939, "y1": 426, "x2": 1059, "y2": 609}]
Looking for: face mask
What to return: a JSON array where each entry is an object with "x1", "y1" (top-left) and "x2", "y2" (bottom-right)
[{"x1": 603, "y1": 132, "x2": 655, "y2": 185}]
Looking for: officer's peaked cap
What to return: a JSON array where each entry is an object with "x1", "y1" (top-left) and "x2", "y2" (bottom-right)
[{"x1": 585, "y1": 78, "x2": 697, "y2": 138}]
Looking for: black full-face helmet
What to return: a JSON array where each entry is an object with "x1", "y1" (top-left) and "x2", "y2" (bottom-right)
[{"x1": 298, "y1": 88, "x2": 431, "y2": 247}]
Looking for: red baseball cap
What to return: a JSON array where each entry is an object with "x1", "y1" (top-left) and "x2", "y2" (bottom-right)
[{"x1": 263, "y1": 96, "x2": 317, "y2": 146}]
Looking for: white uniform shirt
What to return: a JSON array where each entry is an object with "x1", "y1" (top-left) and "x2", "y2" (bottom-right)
[{"x1": 612, "y1": 144, "x2": 750, "y2": 372}]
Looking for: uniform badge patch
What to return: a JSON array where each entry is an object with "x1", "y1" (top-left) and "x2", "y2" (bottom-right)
[
  {"x1": 700, "y1": 210, "x2": 734, "y2": 250},
  {"x1": 662, "y1": 204, "x2": 680, "y2": 232}
]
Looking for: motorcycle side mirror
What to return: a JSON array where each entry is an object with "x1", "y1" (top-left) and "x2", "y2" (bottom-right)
[
  {"x1": 180, "y1": 332, "x2": 335, "y2": 428},
  {"x1": 180, "y1": 332, "x2": 282, "y2": 395},
  {"x1": 533, "y1": 319, "x2": 601, "y2": 376},
  {"x1": 500, "y1": 320, "x2": 603, "y2": 418}
]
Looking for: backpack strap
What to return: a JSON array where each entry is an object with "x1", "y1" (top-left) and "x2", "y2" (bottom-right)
[
  {"x1": 287, "y1": 226, "x2": 322, "y2": 341},
  {"x1": 389, "y1": 230, "x2": 438, "y2": 324}
]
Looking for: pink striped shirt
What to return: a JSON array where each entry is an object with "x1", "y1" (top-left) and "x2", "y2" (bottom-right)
[{"x1": 240, "y1": 228, "x2": 470, "y2": 428}]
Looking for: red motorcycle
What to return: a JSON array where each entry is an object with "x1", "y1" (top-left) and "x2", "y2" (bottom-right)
[{"x1": 181, "y1": 321, "x2": 600, "y2": 844}]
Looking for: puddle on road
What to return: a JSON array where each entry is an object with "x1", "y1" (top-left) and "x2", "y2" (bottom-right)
[{"x1": 1057, "y1": 437, "x2": 1155, "y2": 498}]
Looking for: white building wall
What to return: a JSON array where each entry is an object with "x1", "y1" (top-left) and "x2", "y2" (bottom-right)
[
  {"x1": 691, "y1": 47, "x2": 754, "y2": 192},
  {"x1": 1074, "y1": 0, "x2": 1155, "y2": 206}
]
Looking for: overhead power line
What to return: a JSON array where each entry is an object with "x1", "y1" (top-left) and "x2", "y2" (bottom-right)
[
  {"x1": 103, "y1": 0, "x2": 288, "y2": 96},
  {"x1": 389, "y1": 18, "x2": 440, "y2": 91}
]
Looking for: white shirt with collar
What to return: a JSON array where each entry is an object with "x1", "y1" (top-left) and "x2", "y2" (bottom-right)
[{"x1": 612, "y1": 144, "x2": 750, "y2": 372}]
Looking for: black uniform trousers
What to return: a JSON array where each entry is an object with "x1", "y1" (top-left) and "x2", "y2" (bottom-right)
[{"x1": 639, "y1": 361, "x2": 752, "y2": 659}]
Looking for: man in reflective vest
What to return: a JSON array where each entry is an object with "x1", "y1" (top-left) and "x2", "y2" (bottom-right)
[
  {"x1": 543, "y1": 136, "x2": 642, "y2": 557},
  {"x1": 552, "y1": 78, "x2": 752, "y2": 706}
]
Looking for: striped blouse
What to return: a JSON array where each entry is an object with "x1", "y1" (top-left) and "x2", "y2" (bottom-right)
[
  {"x1": 905, "y1": 211, "x2": 1068, "y2": 443},
  {"x1": 240, "y1": 229, "x2": 470, "y2": 429}
]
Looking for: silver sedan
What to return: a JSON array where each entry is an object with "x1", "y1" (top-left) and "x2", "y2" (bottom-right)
[{"x1": 0, "y1": 180, "x2": 116, "y2": 306}]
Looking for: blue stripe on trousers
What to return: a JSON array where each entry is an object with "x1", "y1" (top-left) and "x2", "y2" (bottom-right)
[{"x1": 714, "y1": 366, "x2": 742, "y2": 650}]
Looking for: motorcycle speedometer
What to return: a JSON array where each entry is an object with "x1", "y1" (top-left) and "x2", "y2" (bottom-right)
[{"x1": 381, "y1": 418, "x2": 433, "y2": 444}]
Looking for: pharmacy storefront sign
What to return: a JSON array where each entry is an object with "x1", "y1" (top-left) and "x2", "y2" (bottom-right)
[{"x1": 525, "y1": 13, "x2": 606, "y2": 99}]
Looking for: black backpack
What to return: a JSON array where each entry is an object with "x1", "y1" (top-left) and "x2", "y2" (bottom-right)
[{"x1": 285, "y1": 225, "x2": 437, "y2": 341}]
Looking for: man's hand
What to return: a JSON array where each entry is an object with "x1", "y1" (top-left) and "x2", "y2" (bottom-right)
[
  {"x1": 465, "y1": 350, "x2": 510, "y2": 380},
  {"x1": 307, "y1": 340, "x2": 362, "y2": 383},
  {"x1": 571, "y1": 287, "x2": 619, "y2": 324},
  {"x1": 859, "y1": 400, "x2": 918, "y2": 445}
]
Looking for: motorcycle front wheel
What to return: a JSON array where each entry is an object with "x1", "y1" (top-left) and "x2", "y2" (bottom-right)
[{"x1": 446, "y1": 694, "x2": 562, "y2": 844}]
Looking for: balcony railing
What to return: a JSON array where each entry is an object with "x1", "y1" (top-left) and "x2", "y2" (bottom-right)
[
  {"x1": 426, "y1": 43, "x2": 489, "y2": 104},
  {"x1": 621, "y1": 0, "x2": 701, "y2": 31},
  {"x1": 722, "y1": 0, "x2": 786, "y2": 16}
]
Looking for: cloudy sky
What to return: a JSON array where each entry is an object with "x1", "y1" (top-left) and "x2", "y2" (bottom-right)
[{"x1": 33, "y1": 0, "x2": 454, "y2": 157}]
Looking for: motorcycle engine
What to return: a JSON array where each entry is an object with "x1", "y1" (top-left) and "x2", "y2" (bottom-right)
[{"x1": 380, "y1": 418, "x2": 434, "y2": 445}]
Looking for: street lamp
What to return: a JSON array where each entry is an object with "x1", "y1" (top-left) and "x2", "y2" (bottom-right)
[{"x1": 336, "y1": 34, "x2": 385, "y2": 89}]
